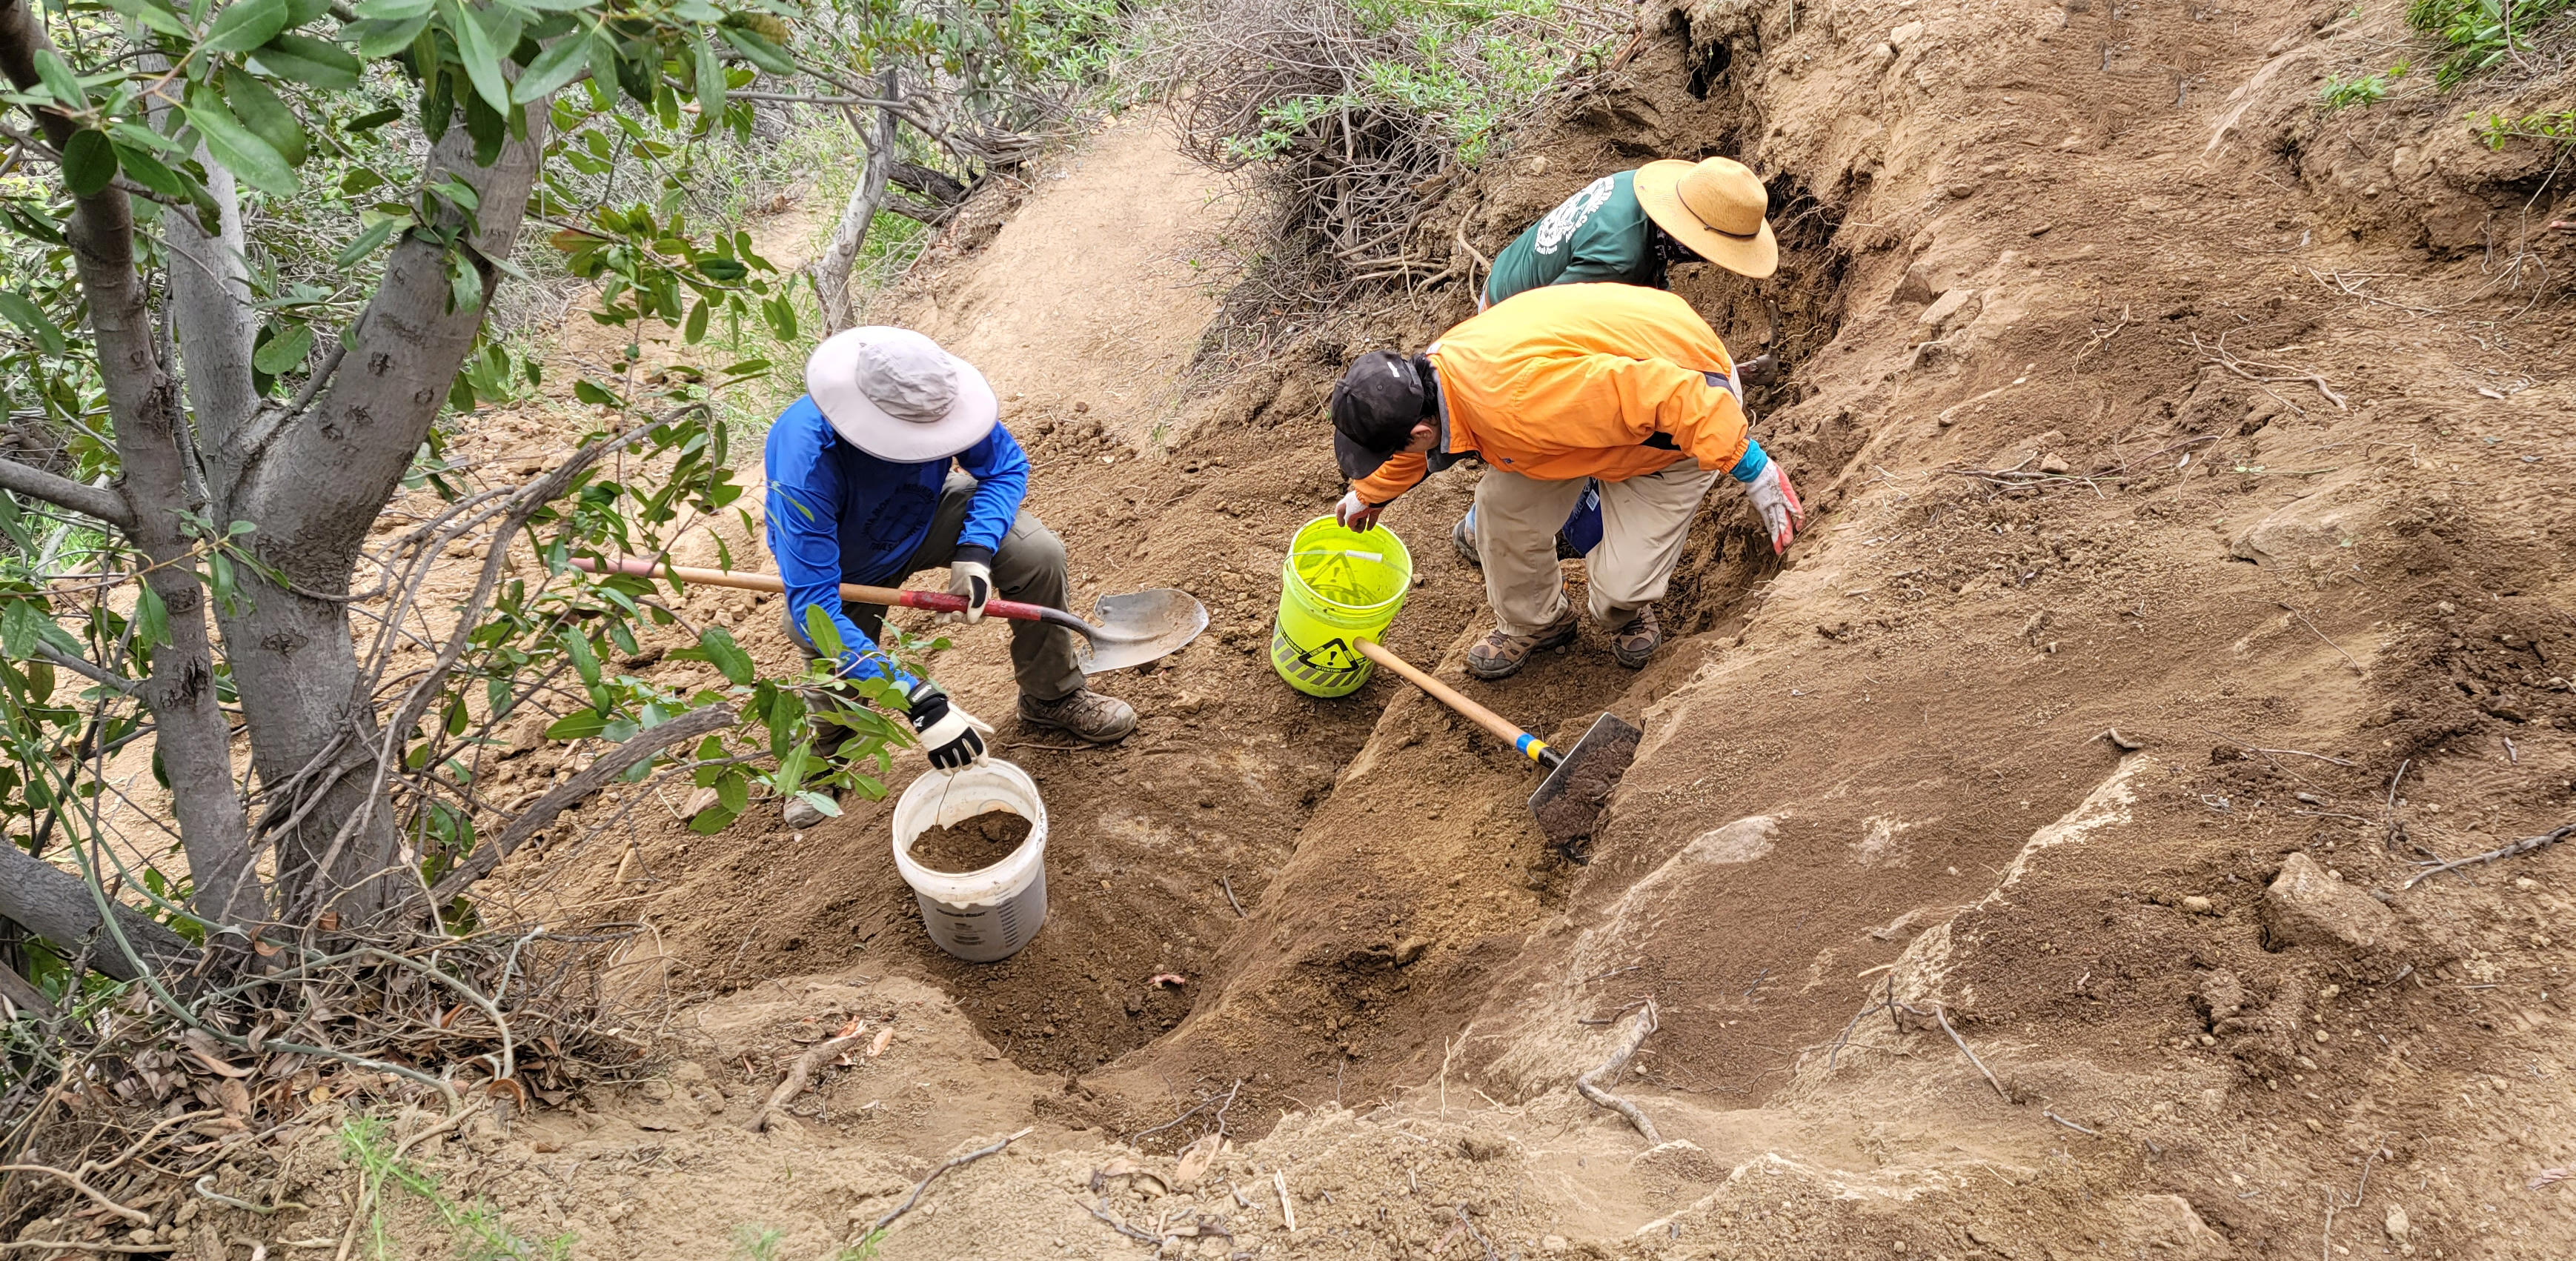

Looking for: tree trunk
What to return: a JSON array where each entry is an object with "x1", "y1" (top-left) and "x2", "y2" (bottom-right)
[
  {"x1": 0, "y1": 844, "x2": 197, "y2": 982},
  {"x1": 0, "y1": 0, "x2": 263, "y2": 936},
  {"x1": 218, "y1": 117, "x2": 550, "y2": 927},
  {"x1": 814, "y1": 69, "x2": 903, "y2": 333}
]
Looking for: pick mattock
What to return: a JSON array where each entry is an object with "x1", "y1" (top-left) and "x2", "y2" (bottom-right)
[
  {"x1": 1351, "y1": 638, "x2": 1640, "y2": 851},
  {"x1": 574, "y1": 556, "x2": 1206, "y2": 673}
]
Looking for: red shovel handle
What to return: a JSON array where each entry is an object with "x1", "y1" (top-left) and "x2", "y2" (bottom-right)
[{"x1": 572, "y1": 556, "x2": 1083, "y2": 633}]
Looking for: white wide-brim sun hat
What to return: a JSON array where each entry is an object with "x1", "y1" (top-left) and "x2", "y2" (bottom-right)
[{"x1": 805, "y1": 326, "x2": 1000, "y2": 462}]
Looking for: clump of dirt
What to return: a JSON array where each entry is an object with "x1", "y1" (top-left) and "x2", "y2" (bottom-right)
[{"x1": 907, "y1": 810, "x2": 1034, "y2": 874}]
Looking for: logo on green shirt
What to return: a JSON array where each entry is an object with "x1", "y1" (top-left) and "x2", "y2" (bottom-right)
[{"x1": 1532, "y1": 176, "x2": 1618, "y2": 256}]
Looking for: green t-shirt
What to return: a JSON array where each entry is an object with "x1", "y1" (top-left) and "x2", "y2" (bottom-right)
[{"x1": 1483, "y1": 170, "x2": 1666, "y2": 306}]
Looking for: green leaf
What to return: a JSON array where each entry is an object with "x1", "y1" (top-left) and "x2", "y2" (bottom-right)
[
  {"x1": 791, "y1": 789, "x2": 840, "y2": 818},
  {"x1": 133, "y1": 584, "x2": 170, "y2": 648},
  {"x1": 571, "y1": 379, "x2": 617, "y2": 407},
  {"x1": 681, "y1": 296, "x2": 709, "y2": 344},
  {"x1": 182, "y1": 89, "x2": 297, "y2": 196},
  {"x1": 0, "y1": 599, "x2": 55, "y2": 660},
  {"x1": 688, "y1": 804, "x2": 736, "y2": 834},
  {"x1": 716, "y1": 772, "x2": 748, "y2": 814},
  {"x1": 698, "y1": 625, "x2": 754, "y2": 685},
  {"x1": 331, "y1": 215, "x2": 399, "y2": 267},
  {"x1": 0, "y1": 291, "x2": 67, "y2": 356},
  {"x1": 716, "y1": 24, "x2": 797, "y2": 75},
  {"x1": 563, "y1": 631, "x2": 600, "y2": 685},
  {"x1": 512, "y1": 33, "x2": 591, "y2": 103},
  {"x1": 112, "y1": 142, "x2": 190, "y2": 201},
  {"x1": 31, "y1": 50, "x2": 86, "y2": 109},
  {"x1": 691, "y1": 33, "x2": 723, "y2": 120},
  {"x1": 351, "y1": 0, "x2": 431, "y2": 16},
  {"x1": 203, "y1": 0, "x2": 295, "y2": 54},
  {"x1": 441, "y1": 0, "x2": 511, "y2": 114},
  {"x1": 223, "y1": 70, "x2": 308, "y2": 167},
  {"x1": 61, "y1": 130, "x2": 116, "y2": 198},
  {"x1": 252, "y1": 322, "x2": 313, "y2": 373},
  {"x1": 343, "y1": 104, "x2": 404, "y2": 132},
  {"x1": 345, "y1": 13, "x2": 429, "y2": 57},
  {"x1": 543, "y1": 709, "x2": 605, "y2": 740},
  {"x1": 253, "y1": 33, "x2": 363, "y2": 89}
]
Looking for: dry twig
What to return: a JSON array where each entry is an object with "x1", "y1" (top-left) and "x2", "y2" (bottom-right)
[
  {"x1": 2403, "y1": 822, "x2": 2576, "y2": 889},
  {"x1": 748, "y1": 1019, "x2": 866, "y2": 1132},
  {"x1": 1574, "y1": 999, "x2": 1661, "y2": 1142},
  {"x1": 869, "y1": 1128, "x2": 1033, "y2": 1235},
  {"x1": 1936, "y1": 1005, "x2": 2009, "y2": 1100}
]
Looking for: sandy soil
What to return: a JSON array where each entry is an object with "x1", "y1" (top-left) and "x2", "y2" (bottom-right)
[{"x1": 167, "y1": 6, "x2": 2576, "y2": 1257}]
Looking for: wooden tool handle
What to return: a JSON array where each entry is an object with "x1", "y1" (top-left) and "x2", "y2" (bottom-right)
[
  {"x1": 1353, "y1": 638, "x2": 1550, "y2": 765},
  {"x1": 573, "y1": 556, "x2": 1062, "y2": 627}
]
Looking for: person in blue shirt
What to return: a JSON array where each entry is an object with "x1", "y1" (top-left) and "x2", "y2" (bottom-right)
[{"x1": 766, "y1": 327, "x2": 1136, "y2": 822}]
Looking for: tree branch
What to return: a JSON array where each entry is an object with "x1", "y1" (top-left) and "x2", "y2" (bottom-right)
[
  {"x1": 0, "y1": 843, "x2": 197, "y2": 981},
  {"x1": 813, "y1": 68, "x2": 901, "y2": 333},
  {"x1": 426, "y1": 704, "x2": 733, "y2": 903},
  {"x1": 0, "y1": 454, "x2": 132, "y2": 528}
]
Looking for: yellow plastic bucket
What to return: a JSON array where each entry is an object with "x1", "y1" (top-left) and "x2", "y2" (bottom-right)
[{"x1": 1271, "y1": 517, "x2": 1413, "y2": 697}]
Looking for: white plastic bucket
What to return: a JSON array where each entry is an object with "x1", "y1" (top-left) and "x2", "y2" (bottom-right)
[{"x1": 891, "y1": 759, "x2": 1049, "y2": 962}]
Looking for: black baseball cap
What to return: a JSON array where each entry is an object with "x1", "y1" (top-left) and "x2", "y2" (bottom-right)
[{"x1": 1330, "y1": 350, "x2": 1430, "y2": 479}]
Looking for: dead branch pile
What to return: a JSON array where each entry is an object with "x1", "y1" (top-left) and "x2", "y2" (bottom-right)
[
  {"x1": 0, "y1": 925, "x2": 660, "y2": 1251},
  {"x1": 1167, "y1": 0, "x2": 1627, "y2": 307}
]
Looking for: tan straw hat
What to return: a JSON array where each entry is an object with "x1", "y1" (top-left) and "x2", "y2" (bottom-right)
[
  {"x1": 1633, "y1": 157, "x2": 1779, "y2": 279},
  {"x1": 805, "y1": 327, "x2": 999, "y2": 462}
]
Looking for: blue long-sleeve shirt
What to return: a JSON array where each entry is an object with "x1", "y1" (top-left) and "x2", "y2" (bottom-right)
[{"x1": 762, "y1": 395, "x2": 1030, "y2": 687}]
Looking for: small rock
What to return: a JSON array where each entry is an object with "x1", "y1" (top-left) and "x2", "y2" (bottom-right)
[
  {"x1": 1946, "y1": 182, "x2": 1976, "y2": 199},
  {"x1": 1890, "y1": 20, "x2": 1926, "y2": 46},
  {"x1": 2264, "y1": 854, "x2": 2402, "y2": 952},
  {"x1": 2386, "y1": 1204, "x2": 2411, "y2": 1246},
  {"x1": 1918, "y1": 288, "x2": 1982, "y2": 338},
  {"x1": 2038, "y1": 454, "x2": 2070, "y2": 474},
  {"x1": 1458, "y1": 1133, "x2": 1510, "y2": 1162},
  {"x1": 2179, "y1": 895, "x2": 2214, "y2": 915},
  {"x1": 1541, "y1": 1236, "x2": 1569, "y2": 1254},
  {"x1": 1392, "y1": 937, "x2": 1429, "y2": 966}
]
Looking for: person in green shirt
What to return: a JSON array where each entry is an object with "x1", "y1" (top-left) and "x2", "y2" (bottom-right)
[
  {"x1": 1481, "y1": 156, "x2": 1779, "y2": 306},
  {"x1": 1457, "y1": 157, "x2": 1784, "y2": 585}
]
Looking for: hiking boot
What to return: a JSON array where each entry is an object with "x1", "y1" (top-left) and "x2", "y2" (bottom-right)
[
  {"x1": 1452, "y1": 510, "x2": 1481, "y2": 568},
  {"x1": 783, "y1": 790, "x2": 837, "y2": 831},
  {"x1": 1607, "y1": 605, "x2": 1662, "y2": 670},
  {"x1": 1018, "y1": 688, "x2": 1138, "y2": 743},
  {"x1": 1464, "y1": 608, "x2": 1581, "y2": 681}
]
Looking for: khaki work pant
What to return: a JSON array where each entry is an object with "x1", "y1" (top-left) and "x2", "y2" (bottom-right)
[
  {"x1": 784, "y1": 471, "x2": 1086, "y2": 702},
  {"x1": 1473, "y1": 459, "x2": 1719, "y2": 636}
]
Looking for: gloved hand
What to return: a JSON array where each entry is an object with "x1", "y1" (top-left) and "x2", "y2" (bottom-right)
[
  {"x1": 905, "y1": 681, "x2": 988, "y2": 770},
  {"x1": 1738, "y1": 353, "x2": 1780, "y2": 390},
  {"x1": 1744, "y1": 462, "x2": 1805, "y2": 554},
  {"x1": 943, "y1": 553, "x2": 992, "y2": 625},
  {"x1": 1336, "y1": 490, "x2": 1386, "y2": 533}
]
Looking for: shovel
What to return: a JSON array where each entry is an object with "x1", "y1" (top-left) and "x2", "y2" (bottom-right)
[
  {"x1": 1351, "y1": 638, "x2": 1640, "y2": 849},
  {"x1": 574, "y1": 556, "x2": 1207, "y2": 673}
]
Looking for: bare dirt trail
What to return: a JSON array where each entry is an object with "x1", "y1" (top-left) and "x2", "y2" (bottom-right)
[{"x1": 900, "y1": 115, "x2": 1229, "y2": 445}]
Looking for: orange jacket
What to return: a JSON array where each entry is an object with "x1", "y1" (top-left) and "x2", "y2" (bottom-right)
[{"x1": 1351, "y1": 284, "x2": 1749, "y2": 505}]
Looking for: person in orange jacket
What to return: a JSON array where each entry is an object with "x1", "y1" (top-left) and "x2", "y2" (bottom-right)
[{"x1": 1328, "y1": 283, "x2": 1803, "y2": 679}]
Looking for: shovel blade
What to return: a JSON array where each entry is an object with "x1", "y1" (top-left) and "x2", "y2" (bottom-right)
[
  {"x1": 1527, "y1": 713, "x2": 1641, "y2": 845},
  {"x1": 1074, "y1": 588, "x2": 1209, "y2": 673}
]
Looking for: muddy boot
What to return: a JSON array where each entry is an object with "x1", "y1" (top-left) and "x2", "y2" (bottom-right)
[
  {"x1": 1464, "y1": 608, "x2": 1580, "y2": 681},
  {"x1": 1607, "y1": 605, "x2": 1662, "y2": 670},
  {"x1": 783, "y1": 791, "x2": 837, "y2": 831},
  {"x1": 1018, "y1": 688, "x2": 1138, "y2": 744},
  {"x1": 1452, "y1": 510, "x2": 1482, "y2": 568}
]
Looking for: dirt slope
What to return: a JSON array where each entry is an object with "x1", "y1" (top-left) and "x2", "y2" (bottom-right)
[{"x1": 291, "y1": 8, "x2": 2576, "y2": 1259}]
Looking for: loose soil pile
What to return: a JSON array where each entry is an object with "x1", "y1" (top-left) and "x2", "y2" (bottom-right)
[{"x1": 907, "y1": 810, "x2": 1035, "y2": 874}]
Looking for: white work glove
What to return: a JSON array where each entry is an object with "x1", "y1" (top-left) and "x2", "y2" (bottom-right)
[
  {"x1": 1335, "y1": 490, "x2": 1386, "y2": 533},
  {"x1": 943, "y1": 553, "x2": 992, "y2": 625},
  {"x1": 905, "y1": 682, "x2": 990, "y2": 770},
  {"x1": 1744, "y1": 462, "x2": 1805, "y2": 554}
]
